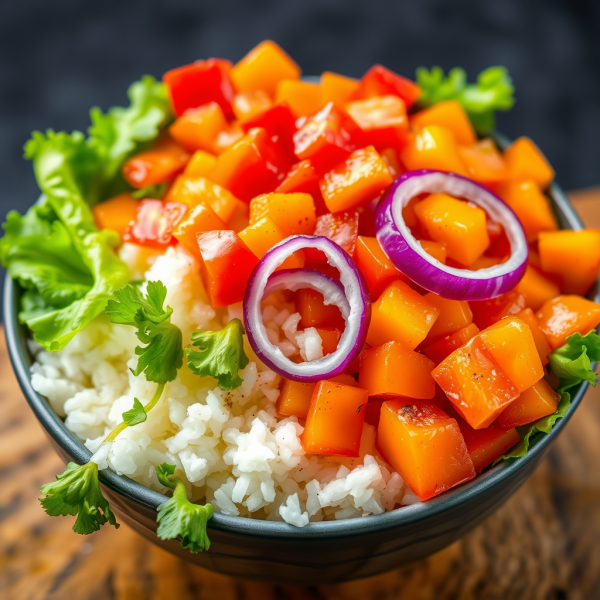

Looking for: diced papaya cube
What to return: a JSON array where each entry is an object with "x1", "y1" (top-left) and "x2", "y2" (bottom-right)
[
  {"x1": 498, "y1": 180, "x2": 557, "y2": 242},
  {"x1": 196, "y1": 230, "x2": 259, "y2": 308},
  {"x1": 455, "y1": 417, "x2": 520, "y2": 473},
  {"x1": 275, "y1": 80, "x2": 323, "y2": 118},
  {"x1": 504, "y1": 137, "x2": 554, "y2": 189},
  {"x1": 419, "y1": 240, "x2": 447, "y2": 264},
  {"x1": 92, "y1": 193, "x2": 139, "y2": 238},
  {"x1": 539, "y1": 230, "x2": 600, "y2": 295},
  {"x1": 122, "y1": 137, "x2": 190, "y2": 189},
  {"x1": 359, "y1": 341, "x2": 436, "y2": 399},
  {"x1": 423, "y1": 293, "x2": 474, "y2": 343},
  {"x1": 183, "y1": 150, "x2": 217, "y2": 178},
  {"x1": 422, "y1": 323, "x2": 480, "y2": 365},
  {"x1": 536, "y1": 295, "x2": 600, "y2": 350},
  {"x1": 470, "y1": 290, "x2": 526, "y2": 330},
  {"x1": 231, "y1": 40, "x2": 301, "y2": 97},
  {"x1": 320, "y1": 146, "x2": 393, "y2": 213},
  {"x1": 308, "y1": 211, "x2": 360, "y2": 260},
  {"x1": 414, "y1": 193, "x2": 490, "y2": 266},
  {"x1": 432, "y1": 337, "x2": 520, "y2": 429},
  {"x1": 515, "y1": 264, "x2": 560, "y2": 312},
  {"x1": 353, "y1": 236, "x2": 406, "y2": 299},
  {"x1": 468, "y1": 255, "x2": 504, "y2": 271},
  {"x1": 410, "y1": 100, "x2": 476, "y2": 146},
  {"x1": 296, "y1": 288, "x2": 345, "y2": 329},
  {"x1": 377, "y1": 399, "x2": 476, "y2": 501},
  {"x1": 320, "y1": 72, "x2": 360, "y2": 108},
  {"x1": 495, "y1": 379, "x2": 560, "y2": 429},
  {"x1": 238, "y1": 216, "x2": 304, "y2": 269},
  {"x1": 168, "y1": 102, "x2": 229, "y2": 153},
  {"x1": 515, "y1": 308, "x2": 552, "y2": 366},
  {"x1": 303, "y1": 381, "x2": 368, "y2": 457},
  {"x1": 172, "y1": 202, "x2": 230, "y2": 262},
  {"x1": 232, "y1": 91, "x2": 272, "y2": 122},
  {"x1": 457, "y1": 138, "x2": 507, "y2": 184},
  {"x1": 367, "y1": 280, "x2": 440, "y2": 349},
  {"x1": 400, "y1": 125, "x2": 468, "y2": 176},
  {"x1": 314, "y1": 327, "x2": 342, "y2": 356},
  {"x1": 353, "y1": 65, "x2": 421, "y2": 108},
  {"x1": 249, "y1": 192, "x2": 316, "y2": 236}
]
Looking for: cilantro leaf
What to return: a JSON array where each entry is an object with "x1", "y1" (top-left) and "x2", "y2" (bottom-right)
[
  {"x1": 156, "y1": 463, "x2": 213, "y2": 553},
  {"x1": 186, "y1": 319, "x2": 249, "y2": 390},
  {"x1": 416, "y1": 66, "x2": 515, "y2": 133},
  {"x1": 39, "y1": 462, "x2": 119, "y2": 535},
  {"x1": 105, "y1": 281, "x2": 183, "y2": 384},
  {"x1": 122, "y1": 398, "x2": 147, "y2": 427}
]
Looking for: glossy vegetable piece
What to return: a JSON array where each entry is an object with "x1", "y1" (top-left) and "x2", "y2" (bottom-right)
[
  {"x1": 275, "y1": 159, "x2": 327, "y2": 214},
  {"x1": 420, "y1": 240, "x2": 447, "y2": 264},
  {"x1": 538, "y1": 230, "x2": 600, "y2": 295},
  {"x1": 410, "y1": 100, "x2": 476, "y2": 146},
  {"x1": 172, "y1": 202, "x2": 230, "y2": 262},
  {"x1": 315, "y1": 327, "x2": 343, "y2": 356},
  {"x1": 302, "y1": 380, "x2": 369, "y2": 457},
  {"x1": 231, "y1": 40, "x2": 301, "y2": 98},
  {"x1": 364, "y1": 399, "x2": 385, "y2": 428},
  {"x1": 432, "y1": 336, "x2": 519, "y2": 429},
  {"x1": 249, "y1": 192, "x2": 316, "y2": 236},
  {"x1": 359, "y1": 341, "x2": 436, "y2": 399},
  {"x1": 232, "y1": 91, "x2": 272, "y2": 122},
  {"x1": 184, "y1": 150, "x2": 217, "y2": 178},
  {"x1": 477, "y1": 316, "x2": 544, "y2": 392},
  {"x1": 163, "y1": 58, "x2": 235, "y2": 117},
  {"x1": 414, "y1": 193, "x2": 490, "y2": 266},
  {"x1": 306, "y1": 211, "x2": 360, "y2": 262},
  {"x1": 536, "y1": 295, "x2": 600, "y2": 350},
  {"x1": 196, "y1": 230, "x2": 259, "y2": 308},
  {"x1": 241, "y1": 103, "x2": 297, "y2": 154},
  {"x1": 422, "y1": 323, "x2": 480, "y2": 365},
  {"x1": 495, "y1": 379, "x2": 560, "y2": 429},
  {"x1": 504, "y1": 137, "x2": 555, "y2": 189},
  {"x1": 514, "y1": 265, "x2": 560, "y2": 312},
  {"x1": 122, "y1": 137, "x2": 190, "y2": 188},
  {"x1": 92, "y1": 193, "x2": 138, "y2": 238},
  {"x1": 515, "y1": 308, "x2": 552, "y2": 366},
  {"x1": 168, "y1": 102, "x2": 229, "y2": 153},
  {"x1": 123, "y1": 200, "x2": 187, "y2": 249},
  {"x1": 320, "y1": 72, "x2": 360, "y2": 108},
  {"x1": 498, "y1": 180, "x2": 557, "y2": 242},
  {"x1": 423, "y1": 293, "x2": 473, "y2": 343},
  {"x1": 320, "y1": 146, "x2": 393, "y2": 213},
  {"x1": 401, "y1": 125, "x2": 468, "y2": 176},
  {"x1": 275, "y1": 80, "x2": 322, "y2": 118},
  {"x1": 377, "y1": 399, "x2": 476, "y2": 501},
  {"x1": 367, "y1": 280, "x2": 440, "y2": 349},
  {"x1": 353, "y1": 65, "x2": 421, "y2": 108},
  {"x1": 296, "y1": 288, "x2": 345, "y2": 329},
  {"x1": 212, "y1": 123, "x2": 245, "y2": 155},
  {"x1": 457, "y1": 139, "x2": 507, "y2": 184},
  {"x1": 470, "y1": 290, "x2": 526, "y2": 330}
]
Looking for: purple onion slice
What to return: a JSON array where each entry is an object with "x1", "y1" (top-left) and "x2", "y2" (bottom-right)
[
  {"x1": 376, "y1": 169, "x2": 528, "y2": 300},
  {"x1": 244, "y1": 235, "x2": 370, "y2": 382}
]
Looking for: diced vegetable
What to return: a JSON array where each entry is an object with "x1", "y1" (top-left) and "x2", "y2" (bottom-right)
[
  {"x1": 315, "y1": 327, "x2": 343, "y2": 356},
  {"x1": 470, "y1": 290, "x2": 526, "y2": 330},
  {"x1": 353, "y1": 65, "x2": 421, "y2": 108},
  {"x1": 514, "y1": 264, "x2": 560, "y2": 312},
  {"x1": 457, "y1": 139, "x2": 507, "y2": 184},
  {"x1": 409, "y1": 100, "x2": 476, "y2": 146},
  {"x1": 183, "y1": 150, "x2": 217, "y2": 178},
  {"x1": 232, "y1": 91, "x2": 272, "y2": 122},
  {"x1": 359, "y1": 341, "x2": 436, "y2": 399},
  {"x1": 515, "y1": 308, "x2": 552, "y2": 366},
  {"x1": 241, "y1": 103, "x2": 297, "y2": 155},
  {"x1": 166, "y1": 175, "x2": 242, "y2": 215},
  {"x1": 123, "y1": 200, "x2": 187, "y2": 249},
  {"x1": 92, "y1": 193, "x2": 139, "y2": 238},
  {"x1": 308, "y1": 211, "x2": 360, "y2": 260},
  {"x1": 320, "y1": 72, "x2": 360, "y2": 107},
  {"x1": 168, "y1": 102, "x2": 229, "y2": 153},
  {"x1": 422, "y1": 323, "x2": 480, "y2": 365},
  {"x1": 296, "y1": 288, "x2": 345, "y2": 329},
  {"x1": 364, "y1": 399, "x2": 384, "y2": 427},
  {"x1": 495, "y1": 379, "x2": 560, "y2": 429},
  {"x1": 377, "y1": 399, "x2": 476, "y2": 501},
  {"x1": 302, "y1": 380, "x2": 368, "y2": 457},
  {"x1": 504, "y1": 137, "x2": 555, "y2": 189},
  {"x1": 422, "y1": 293, "x2": 473, "y2": 343},
  {"x1": 249, "y1": 192, "x2": 316, "y2": 236},
  {"x1": 366, "y1": 280, "x2": 440, "y2": 349},
  {"x1": 276, "y1": 80, "x2": 322, "y2": 118},
  {"x1": 420, "y1": 240, "x2": 447, "y2": 264}
]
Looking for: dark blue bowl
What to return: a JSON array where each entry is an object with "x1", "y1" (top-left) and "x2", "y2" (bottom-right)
[{"x1": 3, "y1": 155, "x2": 595, "y2": 585}]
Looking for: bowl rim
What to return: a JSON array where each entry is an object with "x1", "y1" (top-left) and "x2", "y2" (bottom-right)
[{"x1": 2, "y1": 158, "x2": 593, "y2": 541}]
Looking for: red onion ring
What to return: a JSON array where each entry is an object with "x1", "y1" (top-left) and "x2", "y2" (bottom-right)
[
  {"x1": 244, "y1": 236, "x2": 370, "y2": 382},
  {"x1": 376, "y1": 170, "x2": 528, "y2": 300}
]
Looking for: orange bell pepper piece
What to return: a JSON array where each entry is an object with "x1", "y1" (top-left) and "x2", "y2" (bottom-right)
[
  {"x1": 295, "y1": 288, "x2": 345, "y2": 330},
  {"x1": 275, "y1": 160, "x2": 327, "y2": 215},
  {"x1": 275, "y1": 80, "x2": 323, "y2": 118},
  {"x1": 432, "y1": 336, "x2": 519, "y2": 429},
  {"x1": 315, "y1": 327, "x2": 343, "y2": 356},
  {"x1": 538, "y1": 230, "x2": 600, "y2": 295},
  {"x1": 514, "y1": 265, "x2": 560, "y2": 312},
  {"x1": 183, "y1": 150, "x2": 217, "y2": 178},
  {"x1": 423, "y1": 293, "x2": 474, "y2": 343},
  {"x1": 168, "y1": 102, "x2": 229, "y2": 153},
  {"x1": 359, "y1": 341, "x2": 436, "y2": 399},
  {"x1": 515, "y1": 308, "x2": 552, "y2": 366},
  {"x1": 353, "y1": 65, "x2": 421, "y2": 108},
  {"x1": 231, "y1": 40, "x2": 301, "y2": 98},
  {"x1": 232, "y1": 91, "x2": 272, "y2": 122},
  {"x1": 495, "y1": 379, "x2": 560, "y2": 429},
  {"x1": 419, "y1": 240, "x2": 447, "y2": 264},
  {"x1": 122, "y1": 137, "x2": 190, "y2": 189},
  {"x1": 414, "y1": 192, "x2": 490, "y2": 266},
  {"x1": 302, "y1": 380, "x2": 369, "y2": 457},
  {"x1": 320, "y1": 72, "x2": 360, "y2": 108},
  {"x1": 211, "y1": 123, "x2": 244, "y2": 155},
  {"x1": 377, "y1": 399, "x2": 476, "y2": 501},
  {"x1": 92, "y1": 193, "x2": 139, "y2": 238},
  {"x1": 320, "y1": 146, "x2": 393, "y2": 213},
  {"x1": 504, "y1": 137, "x2": 555, "y2": 189},
  {"x1": 366, "y1": 280, "x2": 440, "y2": 349},
  {"x1": 401, "y1": 125, "x2": 468, "y2": 176},
  {"x1": 249, "y1": 192, "x2": 316, "y2": 236},
  {"x1": 470, "y1": 290, "x2": 526, "y2": 330},
  {"x1": 196, "y1": 230, "x2": 259, "y2": 308},
  {"x1": 123, "y1": 200, "x2": 187, "y2": 249},
  {"x1": 536, "y1": 295, "x2": 600, "y2": 350},
  {"x1": 410, "y1": 100, "x2": 476, "y2": 146},
  {"x1": 422, "y1": 323, "x2": 480, "y2": 365},
  {"x1": 457, "y1": 139, "x2": 508, "y2": 184}
]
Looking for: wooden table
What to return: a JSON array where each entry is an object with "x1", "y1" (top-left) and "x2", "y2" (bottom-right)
[{"x1": 1, "y1": 190, "x2": 600, "y2": 600}]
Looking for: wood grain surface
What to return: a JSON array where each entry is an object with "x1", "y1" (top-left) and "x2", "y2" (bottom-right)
[{"x1": 1, "y1": 191, "x2": 600, "y2": 600}]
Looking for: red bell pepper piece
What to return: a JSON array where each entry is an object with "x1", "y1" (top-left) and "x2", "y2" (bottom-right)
[
  {"x1": 163, "y1": 58, "x2": 235, "y2": 117},
  {"x1": 123, "y1": 200, "x2": 187, "y2": 249},
  {"x1": 241, "y1": 102, "x2": 297, "y2": 156},
  {"x1": 196, "y1": 230, "x2": 259, "y2": 308},
  {"x1": 353, "y1": 65, "x2": 421, "y2": 108},
  {"x1": 306, "y1": 211, "x2": 360, "y2": 265}
]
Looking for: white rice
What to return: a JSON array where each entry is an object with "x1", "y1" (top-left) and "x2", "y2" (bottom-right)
[{"x1": 30, "y1": 244, "x2": 417, "y2": 526}]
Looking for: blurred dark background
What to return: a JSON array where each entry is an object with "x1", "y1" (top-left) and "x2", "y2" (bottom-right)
[{"x1": 0, "y1": 0, "x2": 599, "y2": 297}]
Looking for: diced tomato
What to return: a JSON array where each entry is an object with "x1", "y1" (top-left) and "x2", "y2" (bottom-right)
[
  {"x1": 377, "y1": 399, "x2": 476, "y2": 501},
  {"x1": 495, "y1": 379, "x2": 560, "y2": 429},
  {"x1": 232, "y1": 91, "x2": 272, "y2": 123},
  {"x1": 470, "y1": 290, "x2": 526, "y2": 330},
  {"x1": 353, "y1": 65, "x2": 421, "y2": 108},
  {"x1": 515, "y1": 265, "x2": 560, "y2": 312},
  {"x1": 196, "y1": 230, "x2": 259, "y2": 308},
  {"x1": 422, "y1": 323, "x2": 480, "y2": 365},
  {"x1": 423, "y1": 293, "x2": 474, "y2": 343},
  {"x1": 276, "y1": 80, "x2": 323, "y2": 118},
  {"x1": 123, "y1": 200, "x2": 187, "y2": 249},
  {"x1": 163, "y1": 58, "x2": 235, "y2": 117},
  {"x1": 320, "y1": 72, "x2": 360, "y2": 108},
  {"x1": 305, "y1": 211, "x2": 360, "y2": 264},
  {"x1": 504, "y1": 137, "x2": 555, "y2": 189},
  {"x1": 515, "y1": 308, "x2": 552, "y2": 366},
  {"x1": 295, "y1": 288, "x2": 345, "y2": 329},
  {"x1": 92, "y1": 193, "x2": 139, "y2": 238},
  {"x1": 410, "y1": 100, "x2": 476, "y2": 146},
  {"x1": 249, "y1": 192, "x2": 316, "y2": 236}
]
